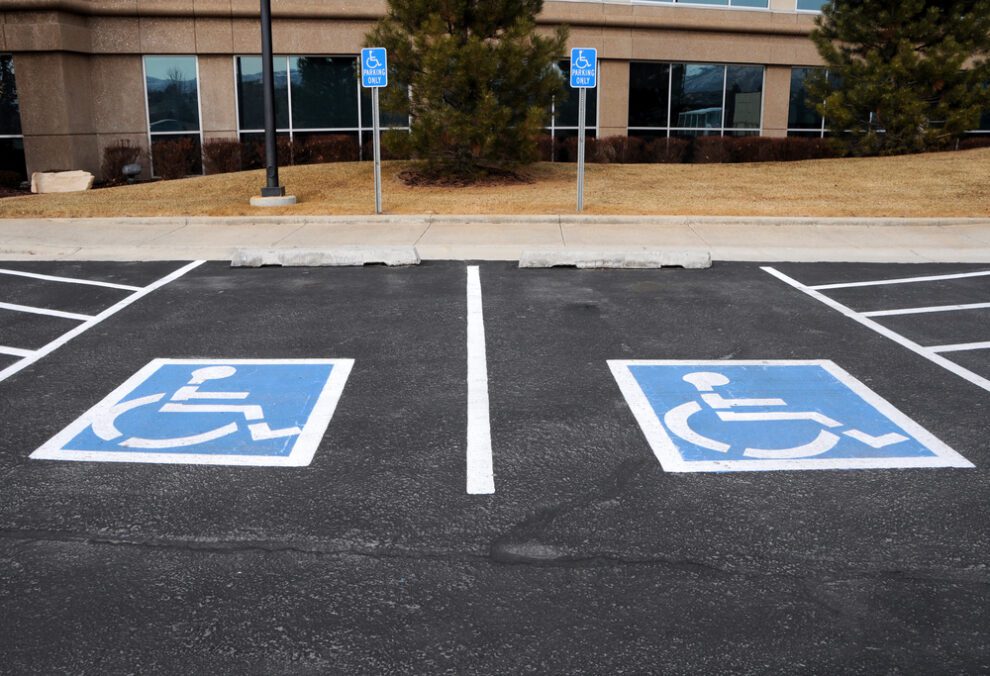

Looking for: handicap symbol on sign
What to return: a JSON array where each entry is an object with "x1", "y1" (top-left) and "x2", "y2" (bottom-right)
[
  {"x1": 608, "y1": 360, "x2": 973, "y2": 473},
  {"x1": 573, "y1": 50, "x2": 592, "y2": 70},
  {"x1": 32, "y1": 358, "x2": 354, "y2": 466},
  {"x1": 365, "y1": 53, "x2": 383, "y2": 69}
]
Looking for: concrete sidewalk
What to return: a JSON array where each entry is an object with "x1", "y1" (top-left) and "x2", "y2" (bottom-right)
[{"x1": 2, "y1": 215, "x2": 990, "y2": 263}]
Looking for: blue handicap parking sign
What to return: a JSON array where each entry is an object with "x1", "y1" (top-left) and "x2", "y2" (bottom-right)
[
  {"x1": 361, "y1": 48, "x2": 388, "y2": 88},
  {"x1": 32, "y1": 359, "x2": 353, "y2": 466},
  {"x1": 570, "y1": 48, "x2": 597, "y2": 88},
  {"x1": 609, "y1": 359, "x2": 972, "y2": 472}
]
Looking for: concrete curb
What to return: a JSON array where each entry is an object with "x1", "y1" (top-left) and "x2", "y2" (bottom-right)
[{"x1": 3, "y1": 215, "x2": 990, "y2": 227}]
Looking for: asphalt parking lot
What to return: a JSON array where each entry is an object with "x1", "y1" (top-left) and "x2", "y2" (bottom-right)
[{"x1": 0, "y1": 259, "x2": 988, "y2": 673}]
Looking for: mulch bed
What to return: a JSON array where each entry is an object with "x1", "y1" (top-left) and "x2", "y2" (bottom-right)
[
  {"x1": 0, "y1": 186, "x2": 31, "y2": 199},
  {"x1": 397, "y1": 165, "x2": 533, "y2": 187}
]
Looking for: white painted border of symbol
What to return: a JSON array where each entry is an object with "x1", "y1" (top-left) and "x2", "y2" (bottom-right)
[
  {"x1": 30, "y1": 358, "x2": 354, "y2": 467},
  {"x1": 607, "y1": 359, "x2": 974, "y2": 473}
]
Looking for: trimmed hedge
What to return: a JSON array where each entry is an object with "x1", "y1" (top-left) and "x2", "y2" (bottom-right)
[
  {"x1": 545, "y1": 134, "x2": 838, "y2": 164},
  {"x1": 101, "y1": 140, "x2": 145, "y2": 184},
  {"x1": 152, "y1": 137, "x2": 200, "y2": 179},
  {"x1": 203, "y1": 138, "x2": 242, "y2": 175}
]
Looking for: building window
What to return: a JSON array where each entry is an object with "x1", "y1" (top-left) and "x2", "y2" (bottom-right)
[
  {"x1": 628, "y1": 62, "x2": 764, "y2": 138},
  {"x1": 144, "y1": 55, "x2": 203, "y2": 176},
  {"x1": 787, "y1": 67, "x2": 825, "y2": 137},
  {"x1": 548, "y1": 60, "x2": 599, "y2": 146},
  {"x1": 0, "y1": 54, "x2": 26, "y2": 182},
  {"x1": 637, "y1": 0, "x2": 770, "y2": 8},
  {"x1": 796, "y1": 0, "x2": 827, "y2": 11},
  {"x1": 235, "y1": 55, "x2": 410, "y2": 161}
]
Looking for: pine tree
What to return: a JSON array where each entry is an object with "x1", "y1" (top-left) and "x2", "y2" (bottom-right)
[
  {"x1": 809, "y1": 0, "x2": 990, "y2": 155},
  {"x1": 366, "y1": 0, "x2": 567, "y2": 179}
]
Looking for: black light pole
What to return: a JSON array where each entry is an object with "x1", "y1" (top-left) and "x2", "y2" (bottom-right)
[{"x1": 259, "y1": 0, "x2": 284, "y2": 198}]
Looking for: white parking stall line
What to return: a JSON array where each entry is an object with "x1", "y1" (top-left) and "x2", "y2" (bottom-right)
[
  {"x1": 763, "y1": 267, "x2": 990, "y2": 394},
  {"x1": 0, "y1": 267, "x2": 143, "y2": 291},
  {"x1": 810, "y1": 269, "x2": 990, "y2": 291},
  {"x1": 929, "y1": 341, "x2": 990, "y2": 354},
  {"x1": 0, "y1": 301, "x2": 94, "y2": 321},
  {"x1": 466, "y1": 265, "x2": 495, "y2": 495},
  {"x1": 0, "y1": 261, "x2": 205, "y2": 384},
  {"x1": 862, "y1": 302, "x2": 990, "y2": 317},
  {"x1": 0, "y1": 345, "x2": 35, "y2": 358}
]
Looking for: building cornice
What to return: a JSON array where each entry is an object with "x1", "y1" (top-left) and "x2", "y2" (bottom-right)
[{"x1": 1, "y1": 0, "x2": 816, "y2": 37}]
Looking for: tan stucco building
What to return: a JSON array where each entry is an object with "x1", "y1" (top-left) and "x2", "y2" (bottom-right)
[{"x1": 0, "y1": 0, "x2": 837, "y2": 181}]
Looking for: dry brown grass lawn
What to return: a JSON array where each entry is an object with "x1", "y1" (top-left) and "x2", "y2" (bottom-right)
[{"x1": 2, "y1": 148, "x2": 988, "y2": 218}]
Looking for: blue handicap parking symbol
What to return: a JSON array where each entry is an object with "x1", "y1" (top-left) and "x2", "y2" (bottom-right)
[
  {"x1": 570, "y1": 48, "x2": 597, "y2": 88},
  {"x1": 361, "y1": 48, "x2": 388, "y2": 88},
  {"x1": 609, "y1": 359, "x2": 972, "y2": 472},
  {"x1": 32, "y1": 358, "x2": 354, "y2": 466}
]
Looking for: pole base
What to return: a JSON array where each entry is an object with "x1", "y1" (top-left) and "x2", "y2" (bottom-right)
[
  {"x1": 250, "y1": 194, "x2": 297, "y2": 207},
  {"x1": 260, "y1": 185, "x2": 286, "y2": 198}
]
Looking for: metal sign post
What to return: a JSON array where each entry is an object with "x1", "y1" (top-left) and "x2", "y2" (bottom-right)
[
  {"x1": 577, "y1": 89, "x2": 586, "y2": 212},
  {"x1": 361, "y1": 48, "x2": 388, "y2": 215},
  {"x1": 569, "y1": 48, "x2": 597, "y2": 213}
]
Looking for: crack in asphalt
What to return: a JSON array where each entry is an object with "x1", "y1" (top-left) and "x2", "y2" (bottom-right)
[{"x1": 2, "y1": 529, "x2": 988, "y2": 588}]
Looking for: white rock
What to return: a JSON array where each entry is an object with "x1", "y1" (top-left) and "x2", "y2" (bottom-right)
[{"x1": 30, "y1": 170, "x2": 95, "y2": 194}]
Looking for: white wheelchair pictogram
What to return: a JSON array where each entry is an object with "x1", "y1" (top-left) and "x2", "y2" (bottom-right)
[
  {"x1": 663, "y1": 371, "x2": 909, "y2": 459},
  {"x1": 90, "y1": 366, "x2": 302, "y2": 449},
  {"x1": 573, "y1": 51, "x2": 592, "y2": 70},
  {"x1": 365, "y1": 53, "x2": 383, "y2": 69}
]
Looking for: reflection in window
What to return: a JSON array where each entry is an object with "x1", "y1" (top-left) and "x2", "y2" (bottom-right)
[
  {"x1": 787, "y1": 67, "x2": 840, "y2": 137},
  {"x1": 144, "y1": 55, "x2": 202, "y2": 176},
  {"x1": 638, "y1": 0, "x2": 769, "y2": 7},
  {"x1": 552, "y1": 60, "x2": 598, "y2": 130},
  {"x1": 145, "y1": 56, "x2": 200, "y2": 132},
  {"x1": 629, "y1": 62, "x2": 669, "y2": 128},
  {"x1": 628, "y1": 61, "x2": 763, "y2": 137},
  {"x1": 725, "y1": 65, "x2": 763, "y2": 129},
  {"x1": 236, "y1": 56, "x2": 289, "y2": 130},
  {"x1": 0, "y1": 54, "x2": 22, "y2": 136},
  {"x1": 236, "y1": 55, "x2": 410, "y2": 159},
  {"x1": 290, "y1": 57, "x2": 359, "y2": 129},
  {"x1": 0, "y1": 54, "x2": 25, "y2": 180},
  {"x1": 671, "y1": 63, "x2": 724, "y2": 129}
]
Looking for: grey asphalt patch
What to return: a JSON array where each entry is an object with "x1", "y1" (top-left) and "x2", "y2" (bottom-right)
[
  {"x1": 0, "y1": 308, "x2": 80, "y2": 350},
  {"x1": 825, "y1": 276, "x2": 990, "y2": 313},
  {"x1": 874, "y1": 307, "x2": 990, "y2": 347},
  {"x1": 773, "y1": 261, "x2": 990, "y2": 287},
  {"x1": 0, "y1": 260, "x2": 987, "y2": 673},
  {"x1": 0, "y1": 260, "x2": 183, "y2": 287},
  {"x1": 941, "y1": 350, "x2": 990, "y2": 380},
  {"x1": 0, "y1": 274, "x2": 130, "y2": 315}
]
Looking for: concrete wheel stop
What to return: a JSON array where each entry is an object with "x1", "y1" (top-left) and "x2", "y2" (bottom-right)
[
  {"x1": 518, "y1": 248, "x2": 712, "y2": 269},
  {"x1": 231, "y1": 246, "x2": 421, "y2": 267}
]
